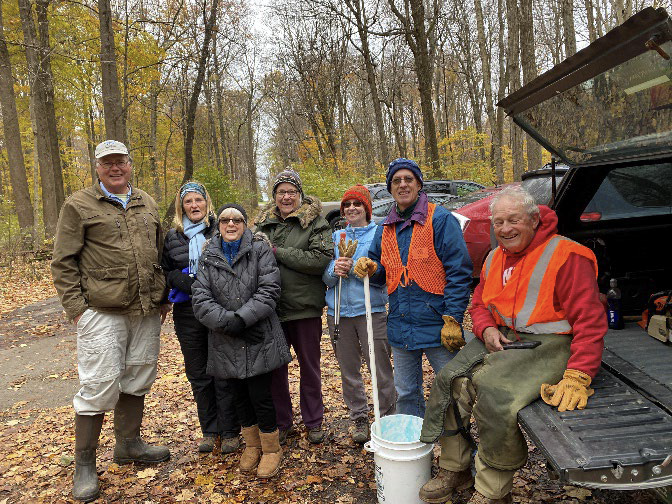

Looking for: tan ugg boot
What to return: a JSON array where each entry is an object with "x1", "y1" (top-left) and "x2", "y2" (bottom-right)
[
  {"x1": 240, "y1": 426, "x2": 262, "y2": 473},
  {"x1": 257, "y1": 429, "x2": 282, "y2": 479}
]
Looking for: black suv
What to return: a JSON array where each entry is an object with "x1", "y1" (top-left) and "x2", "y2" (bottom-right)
[
  {"x1": 498, "y1": 7, "x2": 672, "y2": 493},
  {"x1": 364, "y1": 179, "x2": 484, "y2": 202}
]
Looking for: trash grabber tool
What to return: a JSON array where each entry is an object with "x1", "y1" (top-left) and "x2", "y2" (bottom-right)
[
  {"x1": 363, "y1": 274, "x2": 380, "y2": 436},
  {"x1": 334, "y1": 234, "x2": 358, "y2": 344}
]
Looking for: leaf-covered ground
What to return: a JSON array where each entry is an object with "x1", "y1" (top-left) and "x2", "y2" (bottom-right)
[{"x1": 0, "y1": 260, "x2": 662, "y2": 503}]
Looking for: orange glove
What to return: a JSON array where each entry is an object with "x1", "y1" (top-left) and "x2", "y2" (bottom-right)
[
  {"x1": 353, "y1": 257, "x2": 377, "y2": 278},
  {"x1": 440, "y1": 315, "x2": 464, "y2": 351},
  {"x1": 540, "y1": 369, "x2": 594, "y2": 412}
]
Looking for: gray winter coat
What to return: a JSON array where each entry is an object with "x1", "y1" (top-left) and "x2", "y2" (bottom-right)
[{"x1": 192, "y1": 229, "x2": 291, "y2": 380}]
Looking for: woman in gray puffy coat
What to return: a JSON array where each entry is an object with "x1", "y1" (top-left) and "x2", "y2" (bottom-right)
[{"x1": 192, "y1": 203, "x2": 291, "y2": 479}]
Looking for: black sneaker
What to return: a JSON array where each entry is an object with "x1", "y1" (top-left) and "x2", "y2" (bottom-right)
[
  {"x1": 198, "y1": 434, "x2": 216, "y2": 453},
  {"x1": 278, "y1": 426, "x2": 295, "y2": 446},
  {"x1": 220, "y1": 435, "x2": 240, "y2": 454},
  {"x1": 307, "y1": 424, "x2": 328, "y2": 444},
  {"x1": 352, "y1": 418, "x2": 370, "y2": 444}
]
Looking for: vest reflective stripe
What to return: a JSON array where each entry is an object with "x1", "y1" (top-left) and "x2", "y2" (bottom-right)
[
  {"x1": 484, "y1": 249, "x2": 495, "y2": 278},
  {"x1": 381, "y1": 203, "x2": 446, "y2": 295},
  {"x1": 482, "y1": 235, "x2": 597, "y2": 334}
]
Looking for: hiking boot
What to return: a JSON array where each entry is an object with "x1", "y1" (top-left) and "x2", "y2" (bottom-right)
[
  {"x1": 198, "y1": 434, "x2": 216, "y2": 453},
  {"x1": 419, "y1": 467, "x2": 474, "y2": 503},
  {"x1": 352, "y1": 418, "x2": 370, "y2": 444},
  {"x1": 220, "y1": 435, "x2": 241, "y2": 455},
  {"x1": 307, "y1": 424, "x2": 328, "y2": 444},
  {"x1": 257, "y1": 429, "x2": 282, "y2": 478},
  {"x1": 72, "y1": 414, "x2": 104, "y2": 502},
  {"x1": 467, "y1": 490, "x2": 513, "y2": 504},
  {"x1": 278, "y1": 426, "x2": 295, "y2": 446},
  {"x1": 113, "y1": 393, "x2": 170, "y2": 464},
  {"x1": 239, "y1": 426, "x2": 261, "y2": 473}
]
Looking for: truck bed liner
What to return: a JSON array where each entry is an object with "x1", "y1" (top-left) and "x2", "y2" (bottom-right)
[{"x1": 518, "y1": 323, "x2": 672, "y2": 490}]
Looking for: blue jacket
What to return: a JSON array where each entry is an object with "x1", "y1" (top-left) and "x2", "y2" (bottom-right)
[
  {"x1": 368, "y1": 193, "x2": 472, "y2": 350},
  {"x1": 323, "y1": 221, "x2": 388, "y2": 317}
]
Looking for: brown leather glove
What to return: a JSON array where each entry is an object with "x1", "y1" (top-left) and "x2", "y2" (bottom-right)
[
  {"x1": 353, "y1": 257, "x2": 377, "y2": 278},
  {"x1": 338, "y1": 237, "x2": 358, "y2": 258},
  {"x1": 440, "y1": 315, "x2": 465, "y2": 351},
  {"x1": 540, "y1": 369, "x2": 594, "y2": 412}
]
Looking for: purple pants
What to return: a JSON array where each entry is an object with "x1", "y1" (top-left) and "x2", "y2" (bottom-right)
[{"x1": 271, "y1": 317, "x2": 324, "y2": 430}]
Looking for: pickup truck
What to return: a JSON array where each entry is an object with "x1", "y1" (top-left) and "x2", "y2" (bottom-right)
[{"x1": 497, "y1": 6, "x2": 672, "y2": 497}]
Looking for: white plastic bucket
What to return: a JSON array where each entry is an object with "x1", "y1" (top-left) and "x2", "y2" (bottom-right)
[{"x1": 364, "y1": 414, "x2": 433, "y2": 504}]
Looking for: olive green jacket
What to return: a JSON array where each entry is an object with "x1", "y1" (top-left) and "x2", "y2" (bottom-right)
[
  {"x1": 254, "y1": 196, "x2": 333, "y2": 322},
  {"x1": 51, "y1": 183, "x2": 166, "y2": 321}
]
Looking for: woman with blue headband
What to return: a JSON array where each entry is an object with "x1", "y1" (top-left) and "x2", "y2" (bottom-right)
[{"x1": 162, "y1": 181, "x2": 240, "y2": 455}]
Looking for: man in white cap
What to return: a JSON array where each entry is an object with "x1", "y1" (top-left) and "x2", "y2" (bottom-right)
[{"x1": 51, "y1": 140, "x2": 171, "y2": 502}]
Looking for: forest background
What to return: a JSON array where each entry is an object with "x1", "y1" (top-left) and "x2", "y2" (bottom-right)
[{"x1": 1, "y1": 0, "x2": 669, "y2": 252}]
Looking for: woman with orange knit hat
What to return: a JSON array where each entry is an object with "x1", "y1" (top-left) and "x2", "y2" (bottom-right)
[{"x1": 322, "y1": 185, "x2": 396, "y2": 443}]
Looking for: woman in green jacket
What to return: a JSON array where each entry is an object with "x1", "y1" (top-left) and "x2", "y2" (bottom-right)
[{"x1": 253, "y1": 169, "x2": 333, "y2": 444}]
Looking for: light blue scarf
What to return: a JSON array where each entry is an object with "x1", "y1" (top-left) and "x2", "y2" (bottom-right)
[{"x1": 183, "y1": 215, "x2": 207, "y2": 274}]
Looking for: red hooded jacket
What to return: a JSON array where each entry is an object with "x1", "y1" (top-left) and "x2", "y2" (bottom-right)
[{"x1": 470, "y1": 205, "x2": 606, "y2": 378}]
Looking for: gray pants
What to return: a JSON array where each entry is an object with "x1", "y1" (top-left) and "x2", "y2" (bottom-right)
[
  {"x1": 327, "y1": 313, "x2": 396, "y2": 421},
  {"x1": 73, "y1": 309, "x2": 160, "y2": 415}
]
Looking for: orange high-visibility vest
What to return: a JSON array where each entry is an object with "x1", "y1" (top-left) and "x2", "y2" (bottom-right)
[
  {"x1": 381, "y1": 203, "x2": 446, "y2": 295},
  {"x1": 481, "y1": 235, "x2": 598, "y2": 334}
]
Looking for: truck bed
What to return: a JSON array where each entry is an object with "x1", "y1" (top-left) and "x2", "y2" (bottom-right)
[{"x1": 518, "y1": 323, "x2": 672, "y2": 490}]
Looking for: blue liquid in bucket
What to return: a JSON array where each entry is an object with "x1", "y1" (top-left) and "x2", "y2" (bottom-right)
[{"x1": 379, "y1": 414, "x2": 423, "y2": 443}]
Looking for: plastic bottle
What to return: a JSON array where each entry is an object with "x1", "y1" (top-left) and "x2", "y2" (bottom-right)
[{"x1": 606, "y1": 278, "x2": 624, "y2": 330}]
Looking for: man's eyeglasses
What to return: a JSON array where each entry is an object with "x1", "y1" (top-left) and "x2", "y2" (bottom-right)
[
  {"x1": 219, "y1": 217, "x2": 245, "y2": 225},
  {"x1": 343, "y1": 201, "x2": 363, "y2": 208},
  {"x1": 391, "y1": 176, "x2": 415, "y2": 186},
  {"x1": 98, "y1": 160, "x2": 129, "y2": 169},
  {"x1": 277, "y1": 189, "x2": 299, "y2": 197}
]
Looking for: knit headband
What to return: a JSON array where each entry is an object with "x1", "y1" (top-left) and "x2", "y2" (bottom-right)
[{"x1": 180, "y1": 182, "x2": 206, "y2": 201}]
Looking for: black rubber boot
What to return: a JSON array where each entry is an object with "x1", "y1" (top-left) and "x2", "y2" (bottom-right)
[
  {"x1": 113, "y1": 393, "x2": 170, "y2": 464},
  {"x1": 73, "y1": 414, "x2": 104, "y2": 502}
]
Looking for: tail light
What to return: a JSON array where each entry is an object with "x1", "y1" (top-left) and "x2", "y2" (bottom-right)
[{"x1": 580, "y1": 212, "x2": 602, "y2": 222}]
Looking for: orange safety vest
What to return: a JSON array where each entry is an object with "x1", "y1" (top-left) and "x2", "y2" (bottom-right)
[
  {"x1": 481, "y1": 235, "x2": 598, "y2": 334},
  {"x1": 381, "y1": 203, "x2": 446, "y2": 295}
]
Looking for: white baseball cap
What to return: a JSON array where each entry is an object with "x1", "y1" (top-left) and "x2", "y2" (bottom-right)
[{"x1": 95, "y1": 140, "x2": 129, "y2": 159}]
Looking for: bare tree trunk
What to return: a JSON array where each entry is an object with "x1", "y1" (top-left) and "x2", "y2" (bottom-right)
[
  {"x1": 149, "y1": 79, "x2": 161, "y2": 201},
  {"x1": 520, "y1": 0, "x2": 542, "y2": 171},
  {"x1": 0, "y1": 0, "x2": 34, "y2": 232},
  {"x1": 163, "y1": 0, "x2": 219, "y2": 226},
  {"x1": 388, "y1": 0, "x2": 440, "y2": 173},
  {"x1": 86, "y1": 105, "x2": 97, "y2": 183},
  {"x1": 584, "y1": 0, "x2": 598, "y2": 42},
  {"x1": 474, "y1": 0, "x2": 503, "y2": 183},
  {"x1": 494, "y1": 0, "x2": 507, "y2": 184},
  {"x1": 204, "y1": 73, "x2": 222, "y2": 172},
  {"x1": 344, "y1": 0, "x2": 390, "y2": 165},
  {"x1": 98, "y1": 0, "x2": 126, "y2": 142},
  {"x1": 18, "y1": 0, "x2": 59, "y2": 236},
  {"x1": 212, "y1": 38, "x2": 230, "y2": 175},
  {"x1": 506, "y1": 0, "x2": 524, "y2": 181},
  {"x1": 561, "y1": 0, "x2": 577, "y2": 56},
  {"x1": 35, "y1": 0, "x2": 64, "y2": 211}
]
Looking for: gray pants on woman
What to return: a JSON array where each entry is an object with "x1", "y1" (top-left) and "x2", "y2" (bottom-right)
[{"x1": 327, "y1": 312, "x2": 396, "y2": 421}]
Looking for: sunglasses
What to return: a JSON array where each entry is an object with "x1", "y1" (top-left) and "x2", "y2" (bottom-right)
[
  {"x1": 343, "y1": 201, "x2": 363, "y2": 208},
  {"x1": 219, "y1": 217, "x2": 245, "y2": 225}
]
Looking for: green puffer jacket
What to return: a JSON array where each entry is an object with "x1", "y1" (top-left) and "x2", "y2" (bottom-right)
[
  {"x1": 253, "y1": 196, "x2": 333, "y2": 322},
  {"x1": 51, "y1": 183, "x2": 166, "y2": 320}
]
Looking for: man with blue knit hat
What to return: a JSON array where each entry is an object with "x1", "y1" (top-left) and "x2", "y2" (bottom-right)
[
  {"x1": 52, "y1": 139, "x2": 171, "y2": 502},
  {"x1": 354, "y1": 158, "x2": 473, "y2": 418}
]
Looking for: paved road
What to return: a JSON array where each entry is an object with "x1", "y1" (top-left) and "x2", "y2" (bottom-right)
[{"x1": 0, "y1": 296, "x2": 78, "y2": 414}]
